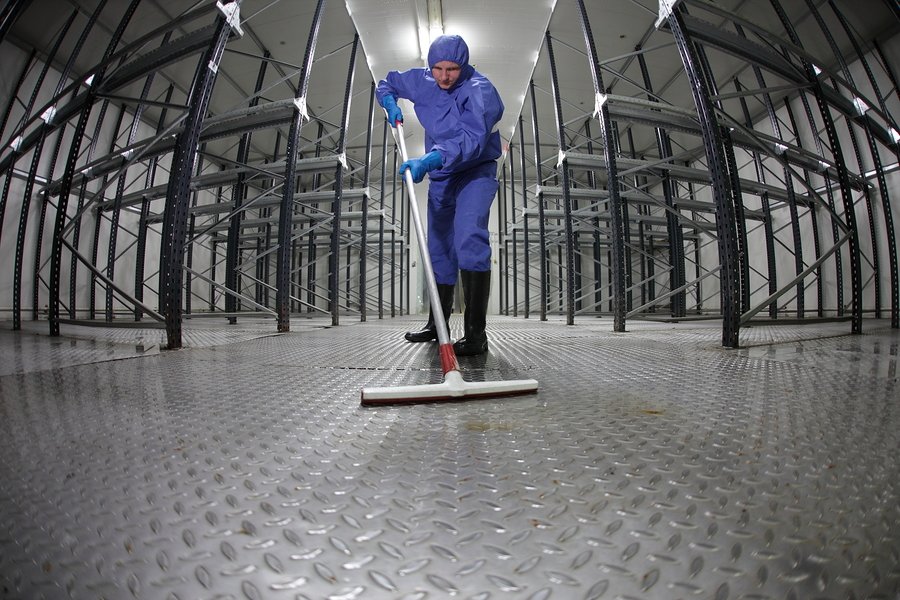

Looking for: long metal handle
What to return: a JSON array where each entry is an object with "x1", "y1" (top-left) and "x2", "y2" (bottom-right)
[{"x1": 393, "y1": 122, "x2": 452, "y2": 348}]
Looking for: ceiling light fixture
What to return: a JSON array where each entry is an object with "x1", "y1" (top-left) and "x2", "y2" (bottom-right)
[{"x1": 418, "y1": 0, "x2": 443, "y2": 64}]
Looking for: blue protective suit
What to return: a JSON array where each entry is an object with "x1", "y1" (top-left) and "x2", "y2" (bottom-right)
[{"x1": 376, "y1": 35, "x2": 504, "y2": 284}]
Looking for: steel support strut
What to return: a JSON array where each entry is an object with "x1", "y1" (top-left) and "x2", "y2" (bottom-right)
[
  {"x1": 797, "y1": 89, "x2": 845, "y2": 316},
  {"x1": 577, "y1": 0, "x2": 626, "y2": 331},
  {"x1": 224, "y1": 51, "x2": 269, "y2": 323},
  {"x1": 663, "y1": 6, "x2": 741, "y2": 347},
  {"x1": 528, "y1": 79, "x2": 544, "y2": 321},
  {"x1": 45, "y1": 0, "x2": 121, "y2": 333},
  {"x1": 105, "y1": 33, "x2": 171, "y2": 322},
  {"x1": 51, "y1": 0, "x2": 141, "y2": 332},
  {"x1": 328, "y1": 34, "x2": 358, "y2": 326},
  {"x1": 768, "y1": 0, "x2": 862, "y2": 333},
  {"x1": 636, "y1": 51, "x2": 686, "y2": 319},
  {"x1": 275, "y1": 0, "x2": 325, "y2": 332},
  {"x1": 782, "y1": 94, "x2": 826, "y2": 317},
  {"x1": 741, "y1": 25, "x2": 806, "y2": 318},
  {"x1": 0, "y1": 0, "x2": 28, "y2": 44},
  {"x1": 545, "y1": 32, "x2": 576, "y2": 326},
  {"x1": 135, "y1": 84, "x2": 174, "y2": 321},
  {"x1": 7, "y1": 9, "x2": 79, "y2": 330},
  {"x1": 826, "y1": 0, "x2": 899, "y2": 328},
  {"x1": 158, "y1": 6, "x2": 235, "y2": 348},
  {"x1": 359, "y1": 81, "x2": 376, "y2": 322},
  {"x1": 516, "y1": 115, "x2": 528, "y2": 318}
]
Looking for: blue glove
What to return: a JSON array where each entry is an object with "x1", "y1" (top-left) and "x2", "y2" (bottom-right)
[
  {"x1": 400, "y1": 151, "x2": 443, "y2": 183},
  {"x1": 380, "y1": 95, "x2": 403, "y2": 127}
]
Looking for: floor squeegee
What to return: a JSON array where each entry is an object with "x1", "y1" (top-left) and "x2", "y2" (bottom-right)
[{"x1": 360, "y1": 122, "x2": 539, "y2": 406}]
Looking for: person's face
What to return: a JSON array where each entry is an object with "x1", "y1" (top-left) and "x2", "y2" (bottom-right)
[{"x1": 432, "y1": 61, "x2": 461, "y2": 90}]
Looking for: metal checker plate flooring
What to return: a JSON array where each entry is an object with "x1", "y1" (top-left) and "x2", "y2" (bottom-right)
[{"x1": 0, "y1": 316, "x2": 898, "y2": 600}]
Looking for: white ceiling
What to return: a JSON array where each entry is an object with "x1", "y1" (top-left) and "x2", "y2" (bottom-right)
[
  {"x1": 3, "y1": 0, "x2": 899, "y2": 174},
  {"x1": 345, "y1": 0, "x2": 557, "y2": 156}
]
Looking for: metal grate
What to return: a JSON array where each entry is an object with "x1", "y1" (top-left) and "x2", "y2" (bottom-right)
[{"x1": 0, "y1": 316, "x2": 897, "y2": 599}]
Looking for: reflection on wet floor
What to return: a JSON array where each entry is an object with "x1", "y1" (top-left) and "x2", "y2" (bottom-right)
[
  {"x1": 737, "y1": 328, "x2": 900, "y2": 379},
  {"x1": 0, "y1": 328, "x2": 159, "y2": 376}
]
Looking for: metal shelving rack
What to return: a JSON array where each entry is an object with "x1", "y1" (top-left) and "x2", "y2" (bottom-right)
[
  {"x1": 0, "y1": 0, "x2": 896, "y2": 351},
  {"x1": 499, "y1": 0, "x2": 898, "y2": 347},
  {"x1": 0, "y1": 0, "x2": 407, "y2": 349}
]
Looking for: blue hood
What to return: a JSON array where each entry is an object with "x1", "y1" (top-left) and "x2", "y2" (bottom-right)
[
  {"x1": 427, "y1": 35, "x2": 475, "y2": 90},
  {"x1": 427, "y1": 35, "x2": 469, "y2": 69}
]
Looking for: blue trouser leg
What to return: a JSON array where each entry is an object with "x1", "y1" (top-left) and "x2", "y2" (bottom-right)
[
  {"x1": 426, "y1": 177, "x2": 457, "y2": 285},
  {"x1": 427, "y1": 161, "x2": 498, "y2": 284}
]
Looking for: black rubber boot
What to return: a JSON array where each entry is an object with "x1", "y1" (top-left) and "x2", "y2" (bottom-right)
[
  {"x1": 405, "y1": 283, "x2": 454, "y2": 342},
  {"x1": 453, "y1": 270, "x2": 490, "y2": 356}
]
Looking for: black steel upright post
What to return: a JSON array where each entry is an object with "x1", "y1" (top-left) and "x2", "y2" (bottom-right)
[
  {"x1": 0, "y1": 48, "x2": 35, "y2": 240},
  {"x1": 625, "y1": 128, "x2": 646, "y2": 311},
  {"x1": 528, "y1": 80, "x2": 543, "y2": 321},
  {"x1": 105, "y1": 34, "x2": 167, "y2": 321},
  {"x1": 717, "y1": 142, "x2": 749, "y2": 315},
  {"x1": 502, "y1": 146, "x2": 514, "y2": 315},
  {"x1": 276, "y1": 0, "x2": 325, "y2": 332},
  {"x1": 782, "y1": 96, "x2": 825, "y2": 318},
  {"x1": 663, "y1": 5, "x2": 741, "y2": 347},
  {"x1": 67, "y1": 95, "x2": 111, "y2": 321},
  {"x1": 225, "y1": 50, "x2": 270, "y2": 323},
  {"x1": 864, "y1": 133, "x2": 898, "y2": 328},
  {"x1": 842, "y1": 110, "x2": 882, "y2": 315},
  {"x1": 328, "y1": 34, "x2": 358, "y2": 326},
  {"x1": 545, "y1": 33, "x2": 575, "y2": 326},
  {"x1": 378, "y1": 120, "x2": 387, "y2": 319},
  {"x1": 307, "y1": 122, "x2": 325, "y2": 314},
  {"x1": 577, "y1": 0, "x2": 625, "y2": 330},
  {"x1": 685, "y1": 38, "x2": 748, "y2": 319},
  {"x1": 733, "y1": 22, "x2": 804, "y2": 318},
  {"x1": 796, "y1": 88, "x2": 844, "y2": 317},
  {"x1": 32, "y1": 90, "x2": 78, "y2": 321},
  {"x1": 88, "y1": 102, "x2": 126, "y2": 319},
  {"x1": 584, "y1": 119, "x2": 607, "y2": 314},
  {"x1": 768, "y1": 0, "x2": 862, "y2": 333},
  {"x1": 360, "y1": 81, "x2": 376, "y2": 322},
  {"x1": 516, "y1": 115, "x2": 528, "y2": 318},
  {"x1": 827, "y1": 0, "x2": 898, "y2": 327},
  {"x1": 8, "y1": 9, "x2": 79, "y2": 330},
  {"x1": 637, "y1": 50, "x2": 686, "y2": 319},
  {"x1": 135, "y1": 84, "x2": 174, "y2": 321},
  {"x1": 184, "y1": 143, "x2": 208, "y2": 316},
  {"x1": 48, "y1": 0, "x2": 136, "y2": 333},
  {"x1": 157, "y1": 5, "x2": 234, "y2": 348}
]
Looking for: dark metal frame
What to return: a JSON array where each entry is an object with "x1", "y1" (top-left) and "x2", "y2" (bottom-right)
[
  {"x1": 497, "y1": 0, "x2": 896, "y2": 349},
  {"x1": 1, "y1": 0, "x2": 897, "y2": 352}
]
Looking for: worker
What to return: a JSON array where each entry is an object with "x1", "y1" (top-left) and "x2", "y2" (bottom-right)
[{"x1": 376, "y1": 34, "x2": 504, "y2": 356}]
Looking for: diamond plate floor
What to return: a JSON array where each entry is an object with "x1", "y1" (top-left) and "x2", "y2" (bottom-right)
[{"x1": 0, "y1": 315, "x2": 898, "y2": 599}]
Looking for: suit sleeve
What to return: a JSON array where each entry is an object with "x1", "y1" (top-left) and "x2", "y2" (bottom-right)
[{"x1": 376, "y1": 69, "x2": 422, "y2": 104}]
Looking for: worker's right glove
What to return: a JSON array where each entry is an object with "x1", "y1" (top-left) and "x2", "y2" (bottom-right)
[
  {"x1": 380, "y1": 95, "x2": 403, "y2": 127},
  {"x1": 400, "y1": 151, "x2": 443, "y2": 183}
]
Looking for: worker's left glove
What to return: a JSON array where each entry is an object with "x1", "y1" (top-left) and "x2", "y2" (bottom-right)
[
  {"x1": 400, "y1": 151, "x2": 443, "y2": 183},
  {"x1": 380, "y1": 95, "x2": 403, "y2": 127}
]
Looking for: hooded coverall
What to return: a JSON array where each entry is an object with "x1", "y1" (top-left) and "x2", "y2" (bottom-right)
[{"x1": 375, "y1": 35, "x2": 505, "y2": 286}]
